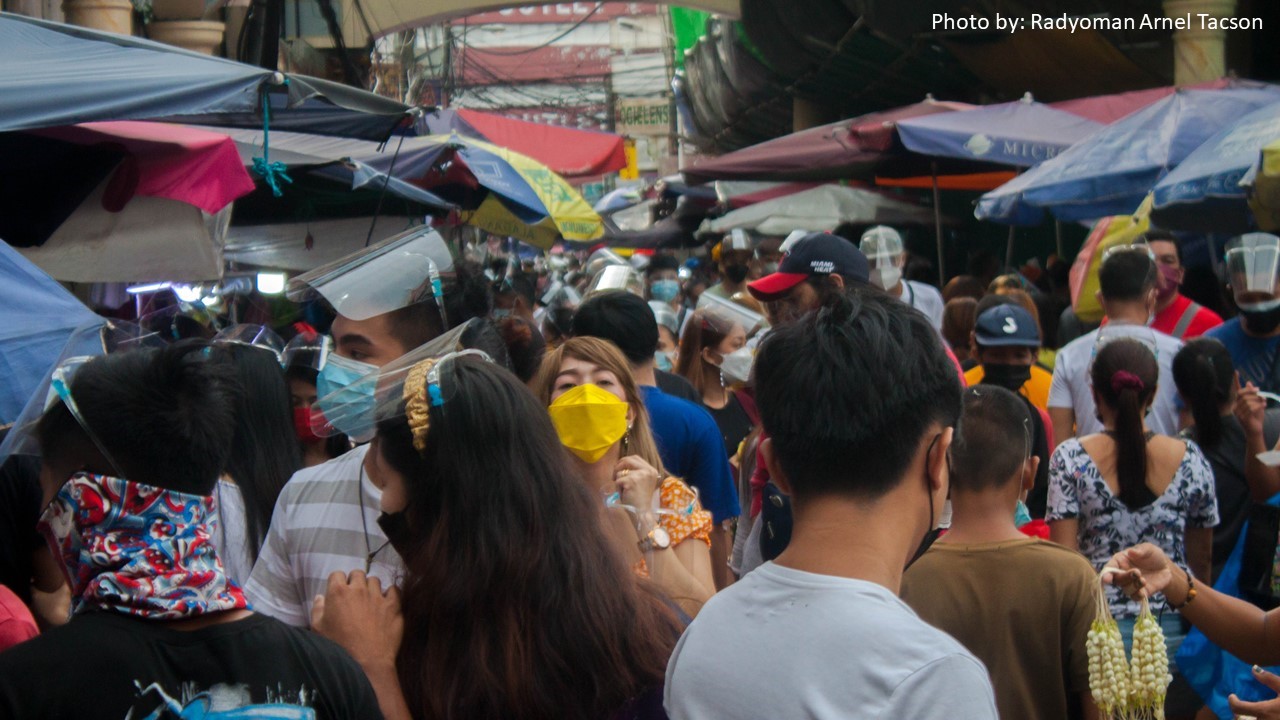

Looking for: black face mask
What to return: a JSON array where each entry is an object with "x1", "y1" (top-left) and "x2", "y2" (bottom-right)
[
  {"x1": 906, "y1": 434, "x2": 945, "y2": 570},
  {"x1": 981, "y1": 363, "x2": 1033, "y2": 392},
  {"x1": 724, "y1": 264, "x2": 750, "y2": 284},
  {"x1": 1242, "y1": 305, "x2": 1280, "y2": 336},
  {"x1": 376, "y1": 511, "x2": 413, "y2": 558}
]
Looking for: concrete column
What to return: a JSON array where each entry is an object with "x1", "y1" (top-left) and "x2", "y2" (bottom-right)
[{"x1": 1164, "y1": 0, "x2": 1238, "y2": 85}]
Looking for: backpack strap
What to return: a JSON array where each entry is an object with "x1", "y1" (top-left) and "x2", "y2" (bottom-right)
[
  {"x1": 734, "y1": 389, "x2": 761, "y2": 427},
  {"x1": 1172, "y1": 300, "x2": 1202, "y2": 339}
]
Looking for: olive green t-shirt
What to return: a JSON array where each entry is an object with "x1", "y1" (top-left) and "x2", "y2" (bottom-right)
[{"x1": 901, "y1": 537, "x2": 1097, "y2": 720}]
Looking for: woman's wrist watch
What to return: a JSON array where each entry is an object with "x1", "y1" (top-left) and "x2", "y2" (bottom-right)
[{"x1": 638, "y1": 524, "x2": 671, "y2": 553}]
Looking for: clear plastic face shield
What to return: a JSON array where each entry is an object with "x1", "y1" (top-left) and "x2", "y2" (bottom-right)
[
  {"x1": 584, "y1": 248, "x2": 629, "y2": 278},
  {"x1": 584, "y1": 265, "x2": 646, "y2": 300},
  {"x1": 281, "y1": 332, "x2": 329, "y2": 373},
  {"x1": 212, "y1": 324, "x2": 285, "y2": 364},
  {"x1": 1088, "y1": 327, "x2": 1160, "y2": 388},
  {"x1": 0, "y1": 321, "x2": 168, "y2": 468},
  {"x1": 648, "y1": 300, "x2": 679, "y2": 337},
  {"x1": 1227, "y1": 233, "x2": 1280, "y2": 311},
  {"x1": 308, "y1": 320, "x2": 482, "y2": 441},
  {"x1": 286, "y1": 226, "x2": 454, "y2": 324},
  {"x1": 859, "y1": 225, "x2": 905, "y2": 291},
  {"x1": 696, "y1": 293, "x2": 767, "y2": 386}
]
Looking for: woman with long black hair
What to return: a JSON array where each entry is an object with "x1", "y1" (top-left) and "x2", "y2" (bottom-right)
[
  {"x1": 313, "y1": 354, "x2": 681, "y2": 720},
  {"x1": 1047, "y1": 338, "x2": 1218, "y2": 719},
  {"x1": 211, "y1": 333, "x2": 303, "y2": 585}
]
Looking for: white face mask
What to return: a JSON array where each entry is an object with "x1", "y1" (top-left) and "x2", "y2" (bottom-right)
[
  {"x1": 718, "y1": 347, "x2": 755, "y2": 385},
  {"x1": 872, "y1": 265, "x2": 902, "y2": 291}
]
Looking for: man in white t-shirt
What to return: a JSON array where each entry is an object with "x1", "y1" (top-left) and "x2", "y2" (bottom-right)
[
  {"x1": 857, "y1": 225, "x2": 945, "y2": 330},
  {"x1": 1049, "y1": 248, "x2": 1183, "y2": 446},
  {"x1": 665, "y1": 292, "x2": 998, "y2": 720}
]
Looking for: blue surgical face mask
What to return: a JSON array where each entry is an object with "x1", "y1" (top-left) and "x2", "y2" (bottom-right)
[
  {"x1": 315, "y1": 352, "x2": 379, "y2": 441},
  {"x1": 1014, "y1": 499, "x2": 1032, "y2": 527},
  {"x1": 650, "y1": 279, "x2": 680, "y2": 303},
  {"x1": 654, "y1": 350, "x2": 673, "y2": 372}
]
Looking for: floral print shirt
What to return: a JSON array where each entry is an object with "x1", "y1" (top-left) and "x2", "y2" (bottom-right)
[{"x1": 1047, "y1": 438, "x2": 1219, "y2": 618}]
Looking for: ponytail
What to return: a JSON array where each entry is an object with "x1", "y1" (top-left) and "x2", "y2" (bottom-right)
[
  {"x1": 1092, "y1": 340, "x2": 1160, "y2": 511},
  {"x1": 1172, "y1": 339, "x2": 1235, "y2": 450},
  {"x1": 1110, "y1": 372, "x2": 1150, "y2": 509}
]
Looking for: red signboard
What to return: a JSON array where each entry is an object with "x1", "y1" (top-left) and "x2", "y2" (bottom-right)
[
  {"x1": 458, "y1": 45, "x2": 611, "y2": 84},
  {"x1": 462, "y1": 2, "x2": 658, "y2": 25}
]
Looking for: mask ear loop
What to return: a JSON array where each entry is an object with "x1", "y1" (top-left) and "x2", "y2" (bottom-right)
[{"x1": 49, "y1": 367, "x2": 129, "y2": 480}]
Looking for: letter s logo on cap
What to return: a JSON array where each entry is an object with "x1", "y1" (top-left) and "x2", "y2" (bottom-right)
[{"x1": 1003, "y1": 317, "x2": 1018, "y2": 334}]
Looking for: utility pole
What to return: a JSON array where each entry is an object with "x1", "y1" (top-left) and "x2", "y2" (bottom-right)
[{"x1": 604, "y1": 73, "x2": 616, "y2": 132}]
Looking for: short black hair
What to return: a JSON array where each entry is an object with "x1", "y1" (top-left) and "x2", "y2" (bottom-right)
[
  {"x1": 1142, "y1": 230, "x2": 1182, "y2": 263},
  {"x1": 36, "y1": 342, "x2": 239, "y2": 495},
  {"x1": 444, "y1": 260, "x2": 496, "y2": 326},
  {"x1": 646, "y1": 254, "x2": 681, "y2": 276},
  {"x1": 1099, "y1": 250, "x2": 1156, "y2": 302},
  {"x1": 950, "y1": 386, "x2": 1032, "y2": 492},
  {"x1": 754, "y1": 293, "x2": 961, "y2": 500},
  {"x1": 495, "y1": 271, "x2": 537, "y2": 309},
  {"x1": 571, "y1": 291, "x2": 659, "y2": 365},
  {"x1": 385, "y1": 298, "x2": 446, "y2": 352}
]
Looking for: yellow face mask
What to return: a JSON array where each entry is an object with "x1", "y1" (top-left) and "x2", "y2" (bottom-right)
[{"x1": 547, "y1": 383, "x2": 630, "y2": 464}]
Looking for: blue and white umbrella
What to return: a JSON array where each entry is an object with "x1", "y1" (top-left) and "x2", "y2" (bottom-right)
[
  {"x1": 897, "y1": 94, "x2": 1101, "y2": 168},
  {"x1": 977, "y1": 84, "x2": 1280, "y2": 225},
  {"x1": 1150, "y1": 100, "x2": 1280, "y2": 233}
]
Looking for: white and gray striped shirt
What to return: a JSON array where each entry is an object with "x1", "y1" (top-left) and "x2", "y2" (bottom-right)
[{"x1": 244, "y1": 445, "x2": 405, "y2": 627}]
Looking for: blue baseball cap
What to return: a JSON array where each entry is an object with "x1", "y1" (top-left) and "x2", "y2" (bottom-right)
[{"x1": 974, "y1": 304, "x2": 1040, "y2": 347}]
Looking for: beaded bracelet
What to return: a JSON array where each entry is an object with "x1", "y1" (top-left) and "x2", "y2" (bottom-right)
[{"x1": 1169, "y1": 566, "x2": 1197, "y2": 610}]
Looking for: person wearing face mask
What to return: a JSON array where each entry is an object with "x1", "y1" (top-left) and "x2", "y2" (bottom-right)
[
  {"x1": 245, "y1": 228, "x2": 453, "y2": 628},
  {"x1": 531, "y1": 337, "x2": 716, "y2": 618},
  {"x1": 646, "y1": 254, "x2": 684, "y2": 312},
  {"x1": 745, "y1": 231, "x2": 871, "y2": 325},
  {"x1": 752, "y1": 236, "x2": 785, "y2": 279},
  {"x1": 704, "y1": 230, "x2": 756, "y2": 301},
  {"x1": 902, "y1": 385, "x2": 1099, "y2": 720},
  {"x1": 966, "y1": 302, "x2": 1053, "y2": 517},
  {"x1": 0, "y1": 344, "x2": 381, "y2": 718},
  {"x1": 666, "y1": 293, "x2": 998, "y2": 720},
  {"x1": 1048, "y1": 248, "x2": 1184, "y2": 445},
  {"x1": 857, "y1": 225, "x2": 945, "y2": 332},
  {"x1": 674, "y1": 300, "x2": 761, "y2": 458},
  {"x1": 1206, "y1": 233, "x2": 1280, "y2": 392},
  {"x1": 310, "y1": 353, "x2": 683, "y2": 720},
  {"x1": 283, "y1": 330, "x2": 352, "y2": 468},
  {"x1": 1143, "y1": 232, "x2": 1223, "y2": 340}
]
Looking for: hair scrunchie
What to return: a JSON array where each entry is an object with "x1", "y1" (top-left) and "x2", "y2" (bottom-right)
[{"x1": 1111, "y1": 370, "x2": 1145, "y2": 394}]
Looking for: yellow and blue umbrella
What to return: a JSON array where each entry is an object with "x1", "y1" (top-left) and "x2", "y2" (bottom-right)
[{"x1": 400, "y1": 133, "x2": 603, "y2": 249}]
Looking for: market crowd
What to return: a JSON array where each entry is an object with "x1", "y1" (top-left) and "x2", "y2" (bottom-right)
[{"x1": 7, "y1": 222, "x2": 1280, "y2": 720}]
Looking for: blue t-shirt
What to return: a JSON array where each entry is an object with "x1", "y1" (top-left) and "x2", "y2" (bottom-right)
[
  {"x1": 1206, "y1": 318, "x2": 1280, "y2": 392},
  {"x1": 640, "y1": 385, "x2": 740, "y2": 524}
]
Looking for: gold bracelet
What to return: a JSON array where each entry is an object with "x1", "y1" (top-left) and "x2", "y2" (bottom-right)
[{"x1": 1169, "y1": 566, "x2": 1197, "y2": 610}]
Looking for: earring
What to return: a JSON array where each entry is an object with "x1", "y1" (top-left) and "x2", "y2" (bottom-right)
[{"x1": 622, "y1": 429, "x2": 631, "y2": 455}]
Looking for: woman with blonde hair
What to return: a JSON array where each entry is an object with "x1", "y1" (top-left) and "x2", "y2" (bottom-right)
[{"x1": 532, "y1": 336, "x2": 715, "y2": 617}]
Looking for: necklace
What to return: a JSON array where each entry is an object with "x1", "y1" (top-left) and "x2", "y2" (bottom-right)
[{"x1": 356, "y1": 465, "x2": 391, "y2": 573}]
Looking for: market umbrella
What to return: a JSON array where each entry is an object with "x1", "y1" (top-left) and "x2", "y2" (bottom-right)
[
  {"x1": 697, "y1": 184, "x2": 943, "y2": 236},
  {"x1": 0, "y1": 121, "x2": 256, "y2": 282},
  {"x1": 977, "y1": 83, "x2": 1280, "y2": 225},
  {"x1": 896, "y1": 94, "x2": 1102, "y2": 168},
  {"x1": 1150, "y1": 100, "x2": 1280, "y2": 234},
  {"x1": 0, "y1": 240, "x2": 104, "y2": 425},
  {"x1": 680, "y1": 98, "x2": 973, "y2": 184},
  {"x1": 0, "y1": 12, "x2": 412, "y2": 142},
  {"x1": 359, "y1": 133, "x2": 604, "y2": 249}
]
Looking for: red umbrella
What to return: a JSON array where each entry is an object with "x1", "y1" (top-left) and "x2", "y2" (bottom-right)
[{"x1": 680, "y1": 98, "x2": 972, "y2": 185}]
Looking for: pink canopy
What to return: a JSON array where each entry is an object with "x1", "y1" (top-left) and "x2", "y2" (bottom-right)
[{"x1": 30, "y1": 121, "x2": 255, "y2": 214}]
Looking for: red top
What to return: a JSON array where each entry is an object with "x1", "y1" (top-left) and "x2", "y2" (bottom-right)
[
  {"x1": 0, "y1": 585, "x2": 38, "y2": 652},
  {"x1": 1151, "y1": 294, "x2": 1223, "y2": 340}
]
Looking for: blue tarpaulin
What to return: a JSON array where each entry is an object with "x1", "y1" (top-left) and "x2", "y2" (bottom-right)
[
  {"x1": 896, "y1": 96, "x2": 1101, "y2": 168},
  {"x1": 0, "y1": 12, "x2": 411, "y2": 142},
  {"x1": 0, "y1": 241, "x2": 103, "y2": 425},
  {"x1": 977, "y1": 84, "x2": 1280, "y2": 225},
  {"x1": 1150, "y1": 100, "x2": 1280, "y2": 234}
]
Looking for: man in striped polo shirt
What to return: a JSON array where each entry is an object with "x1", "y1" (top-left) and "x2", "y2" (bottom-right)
[{"x1": 245, "y1": 231, "x2": 450, "y2": 627}]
